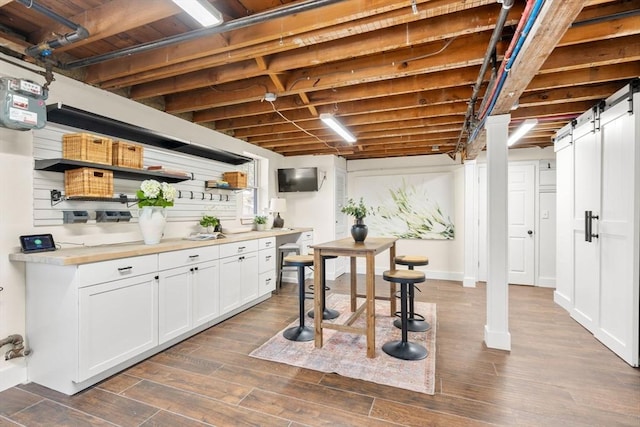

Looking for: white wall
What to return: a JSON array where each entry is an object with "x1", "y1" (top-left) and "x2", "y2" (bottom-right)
[{"x1": 347, "y1": 154, "x2": 466, "y2": 279}]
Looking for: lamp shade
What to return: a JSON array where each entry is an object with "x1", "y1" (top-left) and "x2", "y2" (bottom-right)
[{"x1": 269, "y1": 198, "x2": 287, "y2": 213}]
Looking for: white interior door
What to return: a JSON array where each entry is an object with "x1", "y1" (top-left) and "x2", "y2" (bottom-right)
[
  {"x1": 478, "y1": 163, "x2": 536, "y2": 285},
  {"x1": 508, "y1": 164, "x2": 535, "y2": 285},
  {"x1": 477, "y1": 165, "x2": 487, "y2": 281},
  {"x1": 571, "y1": 124, "x2": 601, "y2": 333},
  {"x1": 594, "y1": 101, "x2": 639, "y2": 365},
  {"x1": 334, "y1": 169, "x2": 347, "y2": 277}
]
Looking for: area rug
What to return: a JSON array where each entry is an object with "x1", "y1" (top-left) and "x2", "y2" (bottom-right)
[{"x1": 250, "y1": 293, "x2": 436, "y2": 394}]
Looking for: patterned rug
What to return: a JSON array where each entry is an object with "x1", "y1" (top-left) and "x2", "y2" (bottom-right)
[{"x1": 250, "y1": 294, "x2": 436, "y2": 394}]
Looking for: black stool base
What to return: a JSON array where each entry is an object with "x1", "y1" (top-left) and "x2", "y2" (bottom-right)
[
  {"x1": 308, "y1": 308, "x2": 340, "y2": 320},
  {"x1": 382, "y1": 340, "x2": 428, "y2": 360},
  {"x1": 394, "y1": 318, "x2": 431, "y2": 332},
  {"x1": 283, "y1": 325, "x2": 314, "y2": 342}
]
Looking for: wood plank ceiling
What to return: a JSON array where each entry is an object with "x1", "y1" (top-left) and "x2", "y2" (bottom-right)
[{"x1": 0, "y1": 0, "x2": 638, "y2": 160}]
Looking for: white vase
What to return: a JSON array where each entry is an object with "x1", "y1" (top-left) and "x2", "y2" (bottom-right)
[{"x1": 138, "y1": 206, "x2": 167, "y2": 244}]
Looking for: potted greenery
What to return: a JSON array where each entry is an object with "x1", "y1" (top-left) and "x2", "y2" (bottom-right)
[
  {"x1": 254, "y1": 215, "x2": 268, "y2": 231},
  {"x1": 199, "y1": 215, "x2": 220, "y2": 233},
  {"x1": 341, "y1": 197, "x2": 369, "y2": 242}
]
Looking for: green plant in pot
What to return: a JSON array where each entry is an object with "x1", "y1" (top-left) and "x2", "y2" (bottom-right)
[
  {"x1": 341, "y1": 197, "x2": 369, "y2": 242},
  {"x1": 199, "y1": 215, "x2": 220, "y2": 233},
  {"x1": 254, "y1": 215, "x2": 268, "y2": 231}
]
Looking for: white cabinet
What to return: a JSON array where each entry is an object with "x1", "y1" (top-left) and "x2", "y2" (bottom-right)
[
  {"x1": 78, "y1": 272, "x2": 157, "y2": 382},
  {"x1": 259, "y1": 237, "x2": 276, "y2": 296},
  {"x1": 219, "y1": 240, "x2": 259, "y2": 314},
  {"x1": 555, "y1": 84, "x2": 639, "y2": 366},
  {"x1": 25, "y1": 254, "x2": 158, "y2": 395},
  {"x1": 297, "y1": 231, "x2": 314, "y2": 279},
  {"x1": 297, "y1": 230, "x2": 313, "y2": 255},
  {"x1": 158, "y1": 246, "x2": 219, "y2": 344}
]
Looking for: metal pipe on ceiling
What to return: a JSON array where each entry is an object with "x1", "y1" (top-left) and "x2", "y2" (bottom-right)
[
  {"x1": 16, "y1": 0, "x2": 89, "y2": 58},
  {"x1": 63, "y1": 0, "x2": 348, "y2": 70},
  {"x1": 451, "y1": 0, "x2": 514, "y2": 159}
]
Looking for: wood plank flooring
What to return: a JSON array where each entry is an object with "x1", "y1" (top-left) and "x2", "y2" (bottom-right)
[{"x1": 1, "y1": 277, "x2": 639, "y2": 426}]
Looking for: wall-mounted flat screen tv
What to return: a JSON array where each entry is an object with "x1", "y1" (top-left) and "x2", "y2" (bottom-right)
[{"x1": 277, "y1": 167, "x2": 319, "y2": 192}]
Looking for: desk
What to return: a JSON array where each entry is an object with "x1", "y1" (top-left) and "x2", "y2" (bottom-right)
[{"x1": 311, "y1": 237, "x2": 398, "y2": 358}]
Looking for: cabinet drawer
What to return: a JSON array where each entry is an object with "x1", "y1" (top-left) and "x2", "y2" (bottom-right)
[
  {"x1": 78, "y1": 254, "x2": 157, "y2": 287},
  {"x1": 259, "y1": 247, "x2": 276, "y2": 273},
  {"x1": 158, "y1": 246, "x2": 219, "y2": 270},
  {"x1": 219, "y1": 239, "x2": 259, "y2": 258},
  {"x1": 259, "y1": 270, "x2": 275, "y2": 295},
  {"x1": 259, "y1": 237, "x2": 276, "y2": 250},
  {"x1": 298, "y1": 231, "x2": 313, "y2": 241}
]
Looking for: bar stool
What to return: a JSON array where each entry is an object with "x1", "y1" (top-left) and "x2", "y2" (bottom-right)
[
  {"x1": 277, "y1": 242, "x2": 301, "y2": 292},
  {"x1": 282, "y1": 255, "x2": 315, "y2": 342},
  {"x1": 382, "y1": 269, "x2": 428, "y2": 360},
  {"x1": 308, "y1": 255, "x2": 339, "y2": 320},
  {"x1": 394, "y1": 255, "x2": 430, "y2": 332}
]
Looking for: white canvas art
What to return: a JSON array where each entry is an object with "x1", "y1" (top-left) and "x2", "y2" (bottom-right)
[{"x1": 353, "y1": 173, "x2": 455, "y2": 240}]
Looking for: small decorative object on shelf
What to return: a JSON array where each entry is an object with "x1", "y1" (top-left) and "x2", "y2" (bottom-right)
[
  {"x1": 199, "y1": 215, "x2": 220, "y2": 233},
  {"x1": 341, "y1": 197, "x2": 369, "y2": 243},
  {"x1": 136, "y1": 179, "x2": 177, "y2": 244},
  {"x1": 254, "y1": 215, "x2": 268, "y2": 231}
]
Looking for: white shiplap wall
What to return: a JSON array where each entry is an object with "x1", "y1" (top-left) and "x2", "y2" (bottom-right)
[{"x1": 33, "y1": 125, "x2": 251, "y2": 226}]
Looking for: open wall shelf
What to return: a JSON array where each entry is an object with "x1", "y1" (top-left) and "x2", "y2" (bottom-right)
[
  {"x1": 35, "y1": 159, "x2": 193, "y2": 183},
  {"x1": 46, "y1": 103, "x2": 254, "y2": 166}
]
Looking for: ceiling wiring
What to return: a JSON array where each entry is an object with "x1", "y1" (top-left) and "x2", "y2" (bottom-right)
[{"x1": 265, "y1": 100, "x2": 341, "y2": 155}]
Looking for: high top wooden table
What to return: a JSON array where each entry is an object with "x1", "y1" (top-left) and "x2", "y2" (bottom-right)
[{"x1": 311, "y1": 237, "x2": 398, "y2": 358}]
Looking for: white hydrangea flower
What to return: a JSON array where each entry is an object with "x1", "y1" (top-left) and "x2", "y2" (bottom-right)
[
  {"x1": 161, "y1": 182, "x2": 177, "y2": 202},
  {"x1": 140, "y1": 179, "x2": 161, "y2": 199}
]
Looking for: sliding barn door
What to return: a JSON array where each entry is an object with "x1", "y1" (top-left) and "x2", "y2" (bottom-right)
[
  {"x1": 571, "y1": 113, "x2": 601, "y2": 333},
  {"x1": 594, "y1": 99, "x2": 639, "y2": 365}
]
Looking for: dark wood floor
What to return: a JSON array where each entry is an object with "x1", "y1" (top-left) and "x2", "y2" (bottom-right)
[{"x1": 1, "y1": 276, "x2": 639, "y2": 426}]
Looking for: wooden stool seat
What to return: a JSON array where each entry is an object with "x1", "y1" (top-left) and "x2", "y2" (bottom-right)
[
  {"x1": 393, "y1": 255, "x2": 431, "y2": 333},
  {"x1": 283, "y1": 254, "x2": 314, "y2": 267},
  {"x1": 383, "y1": 269, "x2": 425, "y2": 283},
  {"x1": 395, "y1": 255, "x2": 429, "y2": 267},
  {"x1": 382, "y1": 269, "x2": 427, "y2": 361}
]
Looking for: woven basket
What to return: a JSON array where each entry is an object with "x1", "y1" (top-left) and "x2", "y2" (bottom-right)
[
  {"x1": 112, "y1": 141, "x2": 143, "y2": 169},
  {"x1": 64, "y1": 167, "x2": 114, "y2": 198},
  {"x1": 63, "y1": 133, "x2": 112, "y2": 165},
  {"x1": 223, "y1": 171, "x2": 247, "y2": 188}
]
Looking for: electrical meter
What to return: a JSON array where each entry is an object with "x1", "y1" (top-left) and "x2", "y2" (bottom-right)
[{"x1": 0, "y1": 77, "x2": 48, "y2": 130}]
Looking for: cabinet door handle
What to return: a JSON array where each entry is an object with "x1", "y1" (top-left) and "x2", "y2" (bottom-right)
[
  {"x1": 265, "y1": 242, "x2": 272, "y2": 247},
  {"x1": 117, "y1": 266, "x2": 133, "y2": 272},
  {"x1": 238, "y1": 256, "x2": 245, "y2": 261},
  {"x1": 265, "y1": 255, "x2": 272, "y2": 261},
  {"x1": 188, "y1": 254, "x2": 199, "y2": 259},
  {"x1": 265, "y1": 278, "x2": 272, "y2": 283},
  {"x1": 238, "y1": 246, "x2": 246, "y2": 252}
]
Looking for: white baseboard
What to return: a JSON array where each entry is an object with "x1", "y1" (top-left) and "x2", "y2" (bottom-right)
[
  {"x1": 0, "y1": 361, "x2": 27, "y2": 392},
  {"x1": 484, "y1": 325, "x2": 511, "y2": 351},
  {"x1": 537, "y1": 276, "x2": 556, "y2": 288},
  {"x1": 553, "y1": 290, "x2": 572, "y2": 312},
  {"x1": 463, "y1": 276, "x2": 477, "y2": 287}
]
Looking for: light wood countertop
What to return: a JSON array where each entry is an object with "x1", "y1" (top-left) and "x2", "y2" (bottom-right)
[{"x1": 9, "y1": 228, "x2": 311, "y2": 266}]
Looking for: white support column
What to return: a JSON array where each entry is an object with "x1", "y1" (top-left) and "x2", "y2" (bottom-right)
[
  {"x1": 463, "y1": 159, "x2": 478, "y2": 287},
  {"x1": 484, "y1": 114, "x2": 511, "y2": 351}
]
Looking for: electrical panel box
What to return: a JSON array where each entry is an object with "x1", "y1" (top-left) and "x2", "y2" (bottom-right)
[{"x1": 0, "y1": 77, "x2": 48, "y2": 130}]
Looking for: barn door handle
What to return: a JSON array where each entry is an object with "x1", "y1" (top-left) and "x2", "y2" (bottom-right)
[{"x1": 585, "y1": 211, "x2": 599, "y2": 242}]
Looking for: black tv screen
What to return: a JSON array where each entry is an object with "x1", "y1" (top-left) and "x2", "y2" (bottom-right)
[{"x1": 277, "y1": 167, "x2": 318, "y2": 192}]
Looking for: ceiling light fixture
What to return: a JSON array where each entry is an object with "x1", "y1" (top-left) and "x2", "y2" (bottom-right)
[
  {"x1": 264, "y1": 92, "x2": 277, "y2": 102},
  {"x1": 172, "y1": 0, "x2": 223, "y2": 27},
  {"x1": 508, "y1": 118, "x2": 538, "y2": 146},
  {"x1": 319, "y1": 113, "x2": 357, "y2": 143}
]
